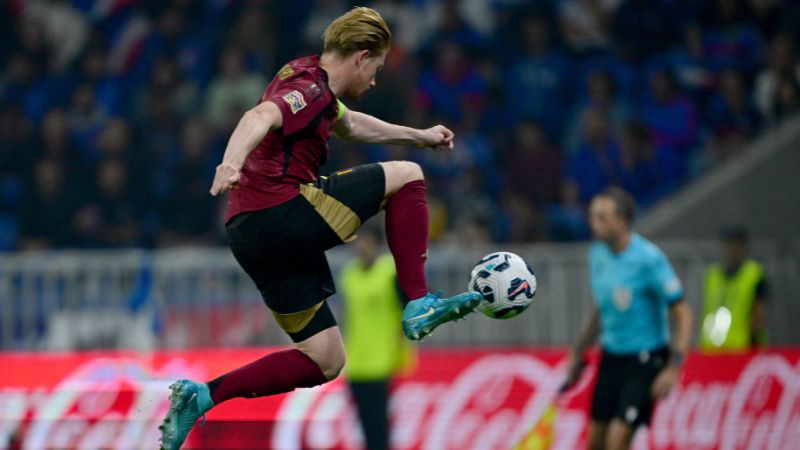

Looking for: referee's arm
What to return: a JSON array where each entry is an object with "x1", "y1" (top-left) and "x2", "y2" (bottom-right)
[
  {"x1": 564, "y1": 305, "x2": 600, "y2": 390},
  {"x1": 651, "y1": 299, "x2": 693, "y2": 399}
]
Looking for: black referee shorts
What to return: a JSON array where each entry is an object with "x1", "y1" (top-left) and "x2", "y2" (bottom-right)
[
  {"x1": 591, "y1": 347, "x2": 669, "y2": 428},
  {"x1": 226, "y1": 163, "x2": 385, "y2": 341}
]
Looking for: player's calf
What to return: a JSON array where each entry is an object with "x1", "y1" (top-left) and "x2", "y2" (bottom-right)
[{"x1": 157, "y1": 326, "x2": 340, "y2": 449}]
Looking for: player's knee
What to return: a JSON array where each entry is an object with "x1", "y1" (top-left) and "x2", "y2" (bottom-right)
[
  {"x1": 381, "y1": 160, "x2": 425, "y2": 198},
  {"x1": 403, "y1": 161, "x2": 425, "y2": 183},
  {"x1": 400, "y1": 160, "x2": 424, "y2": 183},
  {"x1": 322, "y1": 351, "x2": 345, "y2": 380},
  {"x1": 295, "y1": 326, "x2": 346, "y2": 381},
  {"x1": 382, "y1": 160, "x2": 424, "y2": 187},
  {"x1": 311, "y1": 343, "x2": 345, "y2": 380}
]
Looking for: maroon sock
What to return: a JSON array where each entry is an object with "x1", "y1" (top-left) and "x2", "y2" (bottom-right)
[
  {"x1": 385, "y1": 179, "x2": 430, "y2": 302},
  {"x1": 207, "y1": 349, "x2": 327, "y2": 405}
]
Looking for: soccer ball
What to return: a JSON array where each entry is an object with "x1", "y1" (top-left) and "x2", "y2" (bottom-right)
[{"x1": 468, "y1": 252, "x2": 537, "y2": 319}]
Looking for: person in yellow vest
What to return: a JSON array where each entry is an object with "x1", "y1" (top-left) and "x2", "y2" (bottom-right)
[
  {"x1": 700, "y1": 227, "x2": 768, "y2": 351},
  {"x1": 340, "y1": 224, "x2": 414, "y2": 450}
]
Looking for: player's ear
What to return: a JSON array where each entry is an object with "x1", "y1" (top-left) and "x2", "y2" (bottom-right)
[{"x1": 354, "y1": 49, "x2": 370, "y2": 68}]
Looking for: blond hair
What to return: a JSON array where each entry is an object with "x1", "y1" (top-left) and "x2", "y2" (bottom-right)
[{"x1": 323, "y1": 7, "x2": 391, "y2": 56}]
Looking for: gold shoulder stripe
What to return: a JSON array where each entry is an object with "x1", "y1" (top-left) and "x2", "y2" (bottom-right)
[{"x1": 277, "y1": 65, "x2": 295, "y2": 80}]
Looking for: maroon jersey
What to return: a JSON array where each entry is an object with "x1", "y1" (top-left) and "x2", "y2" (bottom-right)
[{"x1": 225, "y1": 56, "x2": 341, "y2": 223}]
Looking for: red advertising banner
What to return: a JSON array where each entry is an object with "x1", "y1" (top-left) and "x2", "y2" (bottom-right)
[{"x1": 0, "y1": 348, "x2": 798, "y2": 449}]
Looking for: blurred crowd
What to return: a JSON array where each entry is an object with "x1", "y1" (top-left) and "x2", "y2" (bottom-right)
[{"x1": 2, "y1": 0, "x2": 800, "y2": 250}]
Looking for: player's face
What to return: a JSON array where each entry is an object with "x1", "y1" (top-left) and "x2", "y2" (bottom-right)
[
  {"x1": 348, "y1": 50, "x2": 386, "y2": 100},
  {"x1": 354, "y1": 233, "x2": 380, "y2": 263},
  {"x1": 589, "y1": 197, "x2": 626, "y2": 242},
  {"x1": 722, "y1": 240, "x2": 747, "y2": 267}
]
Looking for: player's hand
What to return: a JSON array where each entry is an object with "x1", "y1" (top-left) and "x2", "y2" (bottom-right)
[
  {"x1": 651, "y1": 366, "x2": 679, "y2": 400},
  {"x1": 210, "y1": 162, "x2": 241, "y2": 196},
  {"x1": 562, "y1": 351, "x2": 586, "y2": 392},
  {"x1": 420, "y1": 125, "x2": 455, "y2": 151}
]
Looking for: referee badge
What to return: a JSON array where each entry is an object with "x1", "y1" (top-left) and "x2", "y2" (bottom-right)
[{"x1": 612, "y1": 287, "x2": 632, "y2": 311}]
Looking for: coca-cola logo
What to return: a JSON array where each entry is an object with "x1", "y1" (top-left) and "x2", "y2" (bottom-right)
[
  {"x1": 1, "y1": 351, "x2": 798, "y2": 450},
  {"x1": 652, "y1": 355, "x2": 800, "y2": 450},
  {"x1": 3, "y1": 358, "x2": 204, "y2": 450},
  {"x1": 271, "y1": 354, "x2": 594, "y2": 450}
]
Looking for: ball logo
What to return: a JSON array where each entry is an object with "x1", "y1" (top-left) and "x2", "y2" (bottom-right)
[{"x1": 507, "y1": 278, "x2": 534, "y2": 301}]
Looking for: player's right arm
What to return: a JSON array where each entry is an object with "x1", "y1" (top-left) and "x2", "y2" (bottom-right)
[
  {"x1": 210, "y1": 100, "x2": 283, "y2": 196},
  {"x1": 563, "y1": 305, "x2": 600, "y2": 390}
]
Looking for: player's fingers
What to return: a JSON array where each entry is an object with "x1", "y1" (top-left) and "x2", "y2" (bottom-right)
[
  {"x1": 211, "y1": 169, "x2": 225, "y2": 194},
  {"x1": 436, "y1": 140, "x2": 452, "y2": 151}
]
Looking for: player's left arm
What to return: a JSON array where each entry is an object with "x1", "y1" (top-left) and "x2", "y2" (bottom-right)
[
  {"x1": 333, "y1": 105, "x2": 454, "y2": 150},
  {"x1": 651, "y1": 253, "x2": 694, "y2": 400}
]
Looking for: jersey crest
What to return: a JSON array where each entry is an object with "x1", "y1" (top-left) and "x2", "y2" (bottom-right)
[
  {"x1": 282, "y1": 90, "x2": 307, "y2": 114},
  {"x1": 303, "y1": 83, "x2": 322, "y2": 100}
]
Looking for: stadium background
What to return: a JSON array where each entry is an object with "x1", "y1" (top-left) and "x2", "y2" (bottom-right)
[{"x1": 1, "y1": 0, "x2": 799, "y2": 449}]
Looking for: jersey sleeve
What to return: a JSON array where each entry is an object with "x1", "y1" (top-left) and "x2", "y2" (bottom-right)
[
  {"x1": 267, "y1": 76, "x2": 331, "y2": 136},
  {"x1": 651, "y1": 250, "x2": 684, "y2": 304}
]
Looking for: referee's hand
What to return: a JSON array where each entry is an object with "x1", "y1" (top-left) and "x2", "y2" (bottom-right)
[
  {"x1": 210, "y1": 163, "x2": 241, "y2": 196},
  {"x1": 651, "y1": 366, "x2": 679, "y2": 400},
  {"x1": 562, "y1": 352, "x2": 586, "y2": 392}
]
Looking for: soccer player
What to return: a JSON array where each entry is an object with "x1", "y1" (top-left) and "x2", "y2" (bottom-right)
[
  {"x1": 158, "y1": 7, "x2": 481, "y2": 450},
  {"x1": 563, "y1": 188, "x2": 693, "y2": 450}
]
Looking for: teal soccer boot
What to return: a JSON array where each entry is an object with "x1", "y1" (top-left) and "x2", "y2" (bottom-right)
[
  {"x1": 402, "y1": 291, "x2": 482, "y2": 340},
  {"x1": 158, "y1": 379, "x2": 213, "y2": 450}
]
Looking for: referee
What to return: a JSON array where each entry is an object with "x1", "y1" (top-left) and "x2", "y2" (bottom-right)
[{"x1": 564, "y1": 188, "x2": 693, "y2": 450}]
